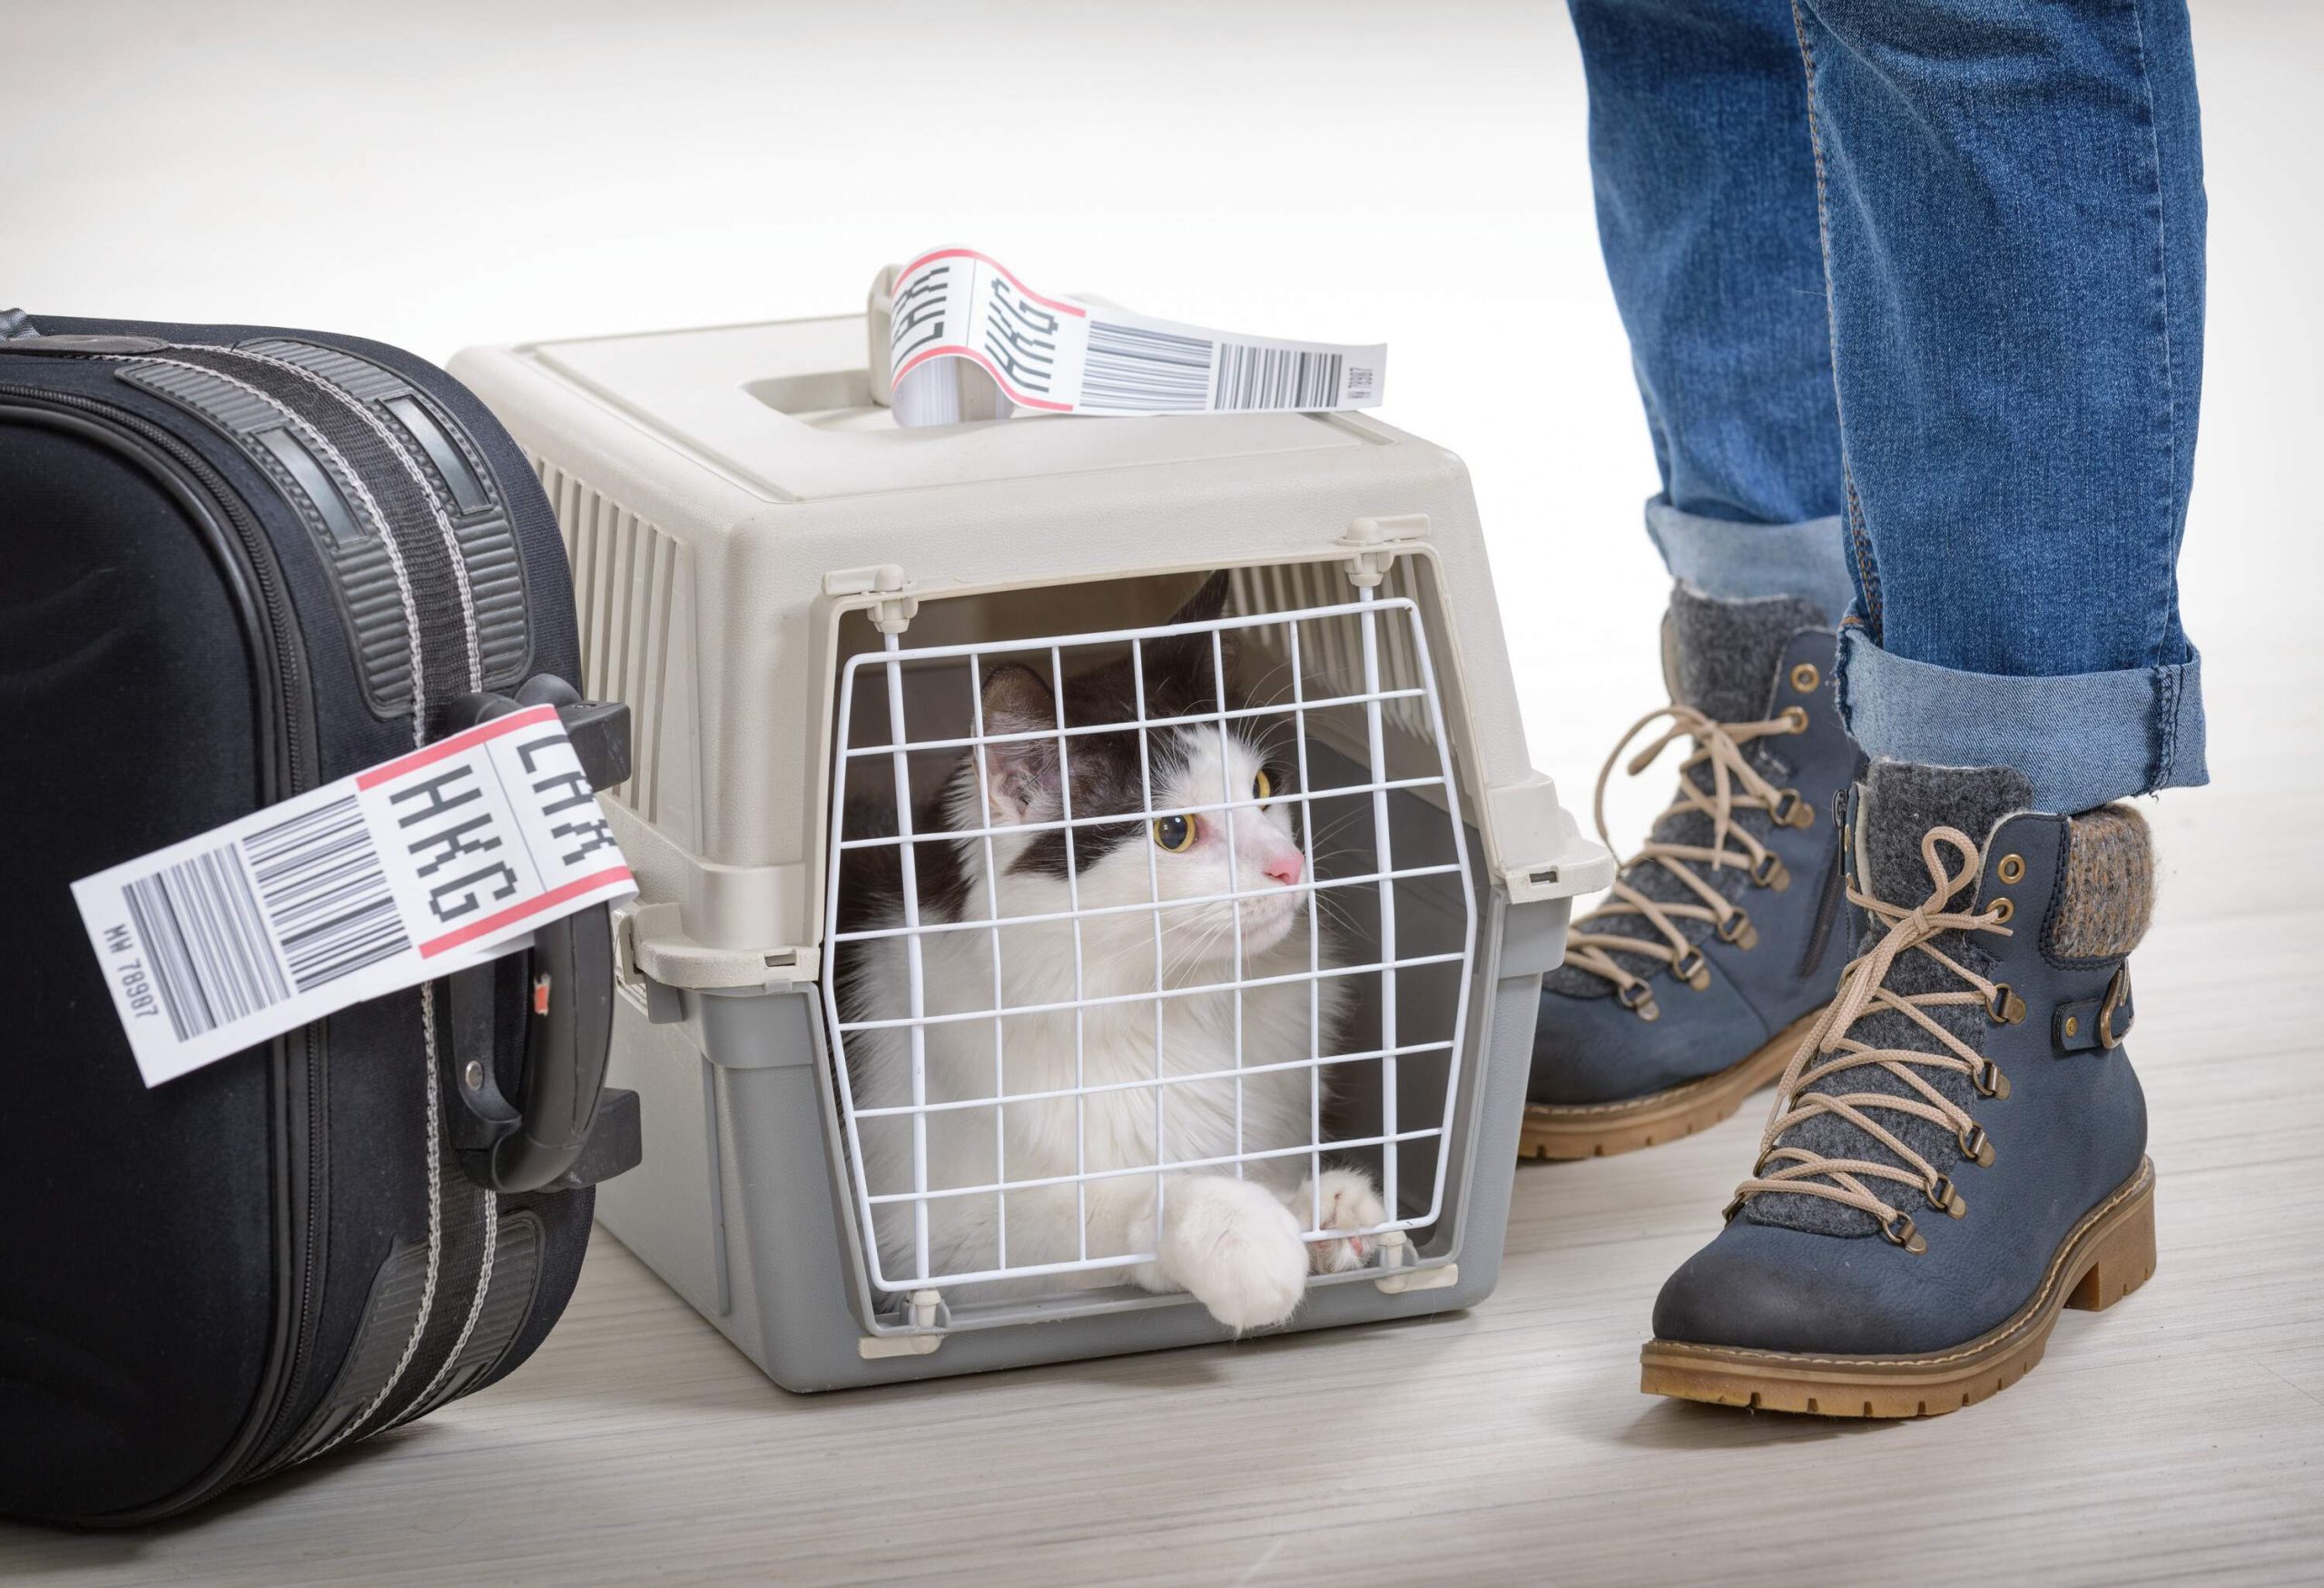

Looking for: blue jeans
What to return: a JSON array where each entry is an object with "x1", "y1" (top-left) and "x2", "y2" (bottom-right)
[{"x1": 1571, "y1": 0, "x2": 2207, "y2": 814}]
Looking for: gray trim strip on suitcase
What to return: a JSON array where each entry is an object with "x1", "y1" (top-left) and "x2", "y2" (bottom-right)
[
  {"x1": 111, "y1": 341, "x2": 531, "y2": 715},
  {"x1": 391, "y1": 1210, "x2": 543, "y2": 1427},
  {"x1": 257, "y1": 1238, "x2": 435, "y2": 1474}
]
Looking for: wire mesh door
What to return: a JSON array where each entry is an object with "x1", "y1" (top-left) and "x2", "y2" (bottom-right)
[{"x1": 822, "y1": 586, "x2": 1478, "y2": 1305}]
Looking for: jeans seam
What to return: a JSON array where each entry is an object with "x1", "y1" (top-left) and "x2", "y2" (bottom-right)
[
  {"x1": 2126, "y1": 0, "x2": 2182, "y2": 675},
  {"x1": 2152, "y1": 661, "x2": 2179, "y2": 794},
  {"x1": 1787, "y1": 0, "x2": 1881, "y2": 644}
]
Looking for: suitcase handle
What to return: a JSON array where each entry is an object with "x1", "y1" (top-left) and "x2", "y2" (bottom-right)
[{"x1": 441, "y1": 678, "x2": 632, "y2": 1193}]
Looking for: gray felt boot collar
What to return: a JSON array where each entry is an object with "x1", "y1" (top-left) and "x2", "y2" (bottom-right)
[
  {"x1": 1854, "y1": 760, "x2": 2034, "y2": 904},
  {"x1": 1663, "y1": 581, "x2": 1830, "y2": 726}
]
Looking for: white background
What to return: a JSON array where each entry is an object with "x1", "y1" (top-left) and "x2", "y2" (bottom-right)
[{"x1": 5, "y1": 0, "x2": 2316, "y2": 851}]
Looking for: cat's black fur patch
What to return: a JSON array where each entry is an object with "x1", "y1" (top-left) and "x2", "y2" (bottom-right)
[
  {"x1": 986, "y1": 572, "x2": 1295, "y2": 882},
  {"x1": 835, "y1": 791, "x2": 973, "y2": 933},
  {"x1": 835, "y1": 572, "x2": 1298, "y2": 944}
]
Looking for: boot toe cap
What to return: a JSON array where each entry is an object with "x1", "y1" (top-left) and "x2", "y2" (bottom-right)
[{"x1": 1651, "y1": 1218, "x2": 1962, "y2": 1357}]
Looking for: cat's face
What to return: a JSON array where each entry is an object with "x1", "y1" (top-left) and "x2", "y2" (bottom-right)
[{"x1": 954, "y1": 573, "x2": 1318, "y2": 970}]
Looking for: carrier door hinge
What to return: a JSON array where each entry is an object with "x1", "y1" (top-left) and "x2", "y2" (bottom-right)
[
  {"x1": 858, "y1": 1289, "x2": 947, "y2": 1358},
  {"x1": 1340, "y1": 513, "x2": 1432, "y2": 587},
  {"x1": 1372, "y1": 1231, "x2": 1460, "y2": 1295},
  {"x1": 825, "y1": 564, "x2": 919, "y2": 634}
]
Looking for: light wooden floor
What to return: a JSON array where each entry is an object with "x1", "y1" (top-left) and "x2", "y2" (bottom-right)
[{"x1": 7, "y1": 785, "x2": 2319, "y2": 1586}]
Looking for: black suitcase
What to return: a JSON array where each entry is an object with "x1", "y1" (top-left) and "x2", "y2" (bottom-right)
[{"x1": 0, "y1": 310, "x2": 639, "y2": 1524}]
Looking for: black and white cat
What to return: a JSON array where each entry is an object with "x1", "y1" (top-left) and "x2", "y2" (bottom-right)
[{"x1": 836, "y1": 574, "x2": 1384, "y2": 1330}]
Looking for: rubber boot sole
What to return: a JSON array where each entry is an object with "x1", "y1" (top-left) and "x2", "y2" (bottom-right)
[
  {"x1": 1520, "y1": 1008, "x2": 1823, "y2": 1161},
  {"x1": 1639, "y1": 1157, "x2": 2158, "y2": 1418}
]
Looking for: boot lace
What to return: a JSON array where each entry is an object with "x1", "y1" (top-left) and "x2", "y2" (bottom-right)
[
  {"x1": 1728, "y1": 826, "x2": 2016, "y2": 1252},
  {"x1": 1562, "y1": 702, "x2": 1812, "y2": 1017}
]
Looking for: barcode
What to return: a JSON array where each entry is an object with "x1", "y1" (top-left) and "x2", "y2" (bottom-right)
[
  {"x1": 1083, "y1": 320, "x2": 1213, "y2": 412},
  {"x1": 123, "y1": 795, "x2": 409, "y2": 1042},
  {"x1": 1213, "y1": 343, "x2": 1344, "y2": 411}
]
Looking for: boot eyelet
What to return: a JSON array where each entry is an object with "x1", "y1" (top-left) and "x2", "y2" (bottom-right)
[
  {"x1": 1721, "y1": 1193, "x2": 1748, "y2": 1223},
  {"x1": 1750, "y1": 853, "x2": 1791, "y2": 891},
  {"x1": 1671, "y1": 948, "x2": 1710, "y2": 989},
  {"x1": 1997, "y1": 853, "x2": 2025, "y2": 884},
  {"x1": 1770, "y1": 789, "x2": 1815, "y2": 829},
  {"x1": 1716, "y1": 911, "x2": 1758, "y2": 949},
  {"x1": 1958, "y1": 1123, "x2": 1995, "y2": 1167},
  {"x1": 1880, "y1": 1211, "x2": 1927, "y2": 1253},
  {"x1": 1973, "y1": 1059, "x2": 2010, "y2": 1099},
  {"x1": 1988, "y1": 896, "x2": 2014, "y2": 924},
  {"x1": 1926, "y1": 1176, "x2": 1966, "y2": 1218},
  {"x1": 1780, "y1": 705, "x2": 1809, "y2": 734},
  {"x1": 1618, "y1": 981, "x2": 1661, "y2": 1021},
  {"x1": 1986, "y1": 983, "x2": 2025, "y2": 1024},
  {"x1": 1790, "y1": 662, "x2": 1821, "y2": 694}
]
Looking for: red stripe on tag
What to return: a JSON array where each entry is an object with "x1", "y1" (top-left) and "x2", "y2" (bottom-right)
[
  {"x1": 418, "y1": 866, "x2": 633, "y2": 958},
  {"x1": 895, "y1": 248, "x2": 1089, "y2": 318},
  {"x1": 358, "y1": 704, "x2": 564, "y2": 790}
]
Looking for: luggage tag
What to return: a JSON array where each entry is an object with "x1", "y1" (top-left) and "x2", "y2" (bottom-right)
[
  {"x1": 885, "y1": 246, "x2": 1386, "y2": 426},
  {"x1": 73, "y1": 705, "x2": 635, "y2": 1086}
]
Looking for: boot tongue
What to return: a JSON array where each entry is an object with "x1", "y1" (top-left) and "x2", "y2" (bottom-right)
[
  {"x1": 1854, "y1": 760, "x2": 2035, "y2": 902},
  {"x1": 1663, "y1": 583, "x2": 1827, "y2": 724}
]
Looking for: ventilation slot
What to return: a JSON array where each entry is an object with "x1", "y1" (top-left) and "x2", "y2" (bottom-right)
[{"x1": 533, "y1": 458, "x2": 684, "y2": 826}]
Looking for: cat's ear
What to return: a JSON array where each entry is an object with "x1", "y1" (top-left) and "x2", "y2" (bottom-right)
[
  {"x1": 1166, "y1": 569, "x2": 1233, "y2": 629},
  {"x1": 1147, "y1": 571, "x2": 1237, "y2": 700},
  {"x1": 977, "y1": 663, "x2": 1060, "y2": 824}
]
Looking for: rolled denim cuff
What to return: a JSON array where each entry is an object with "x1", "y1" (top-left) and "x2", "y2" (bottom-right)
[
  {"x1": 1837, "y1": 628, "x2": 2209, "y2": 814},
  {"x1": 1643, "y1": 498, "x2": 1855, "y2": 626}
]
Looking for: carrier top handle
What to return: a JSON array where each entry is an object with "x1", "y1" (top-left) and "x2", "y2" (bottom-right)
[{"x1": 440, "y1": 676, "x2": 635, "y2": 1193}]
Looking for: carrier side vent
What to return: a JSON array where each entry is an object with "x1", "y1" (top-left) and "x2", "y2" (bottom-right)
[
  {"x1": 532, "y1": 458, "x2": 694, "y2": 833},
  {"x1": 1230, "y1": 559, "x2": 1431, "y2": 745}
]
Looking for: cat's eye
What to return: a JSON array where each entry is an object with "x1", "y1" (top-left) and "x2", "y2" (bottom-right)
[
  {"x1": 1153, "y1": 814, "x2": 1196, "y2": 853},
  {"x1": 1253, "y1": 769, "x2": 1274, "y2": 805}
]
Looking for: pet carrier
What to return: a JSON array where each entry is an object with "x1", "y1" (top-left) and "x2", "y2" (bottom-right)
[{"x1": 448, "y1": 295, "x2": 1611, "y2": 1389}]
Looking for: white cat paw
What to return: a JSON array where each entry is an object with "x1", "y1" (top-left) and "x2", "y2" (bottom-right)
[
  {"x1": 1157, "y1": 1175, "x2": 1309, "y2": 1332},
  {"x1": 1291, "y1": 1169, "x2": 1388, "y2": 1274}
]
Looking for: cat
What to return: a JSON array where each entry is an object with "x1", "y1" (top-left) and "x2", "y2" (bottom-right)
[{"x1": 834, "y1": 572, "x2": 1384, "y2": 1330}]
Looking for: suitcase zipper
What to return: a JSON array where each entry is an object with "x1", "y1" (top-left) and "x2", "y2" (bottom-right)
[{"x1": 0, "y1": 384, "x2": 329, "y2": 1519}]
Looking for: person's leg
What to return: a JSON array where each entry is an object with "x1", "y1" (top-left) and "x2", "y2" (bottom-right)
[
  {"x1": 1569, "y1": 0, "x2": 1856, "y2": 623},
  {"x1": 1525, "y1": 0, "x2": 1862, "y2": 1159},
  {"x1": 1646, "y1": 0, "x2": 2201, "y2": 1415},
  {"x1": 1809, "y1": 0, "x2": 2207, "y2": 809}
]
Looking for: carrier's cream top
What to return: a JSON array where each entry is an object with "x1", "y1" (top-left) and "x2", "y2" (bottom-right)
[{"x1": 527, "y1": 316, "x2": 1374, "y2": 503}]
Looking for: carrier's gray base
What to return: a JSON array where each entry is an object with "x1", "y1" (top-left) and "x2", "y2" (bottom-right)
[{"x1": 598, "y1": 875, "x2": 1563, "y2": 1394}]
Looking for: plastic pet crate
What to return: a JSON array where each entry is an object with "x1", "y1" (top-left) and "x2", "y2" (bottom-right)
[{"x1": 448, "y1": 303, "x2": 1611, "y2": 1389}]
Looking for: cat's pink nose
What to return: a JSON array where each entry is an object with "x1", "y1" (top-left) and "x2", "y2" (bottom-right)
[{"x1": 1264, "y1": 851, "x2": 1304, "y2": 886}]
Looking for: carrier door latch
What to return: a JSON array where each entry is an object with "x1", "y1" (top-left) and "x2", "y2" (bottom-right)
[{"x1": 614, "y1": 901, "x2": 822, "y2": 1022}]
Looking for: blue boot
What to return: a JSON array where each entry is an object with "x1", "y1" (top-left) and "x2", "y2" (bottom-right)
[
  {"x1": 1642, "y1": 762, "x2": 2157, "y2": 1417},
  {"x1": 1523, "y1": 586, "x2": 1861, "y2": 1159}
]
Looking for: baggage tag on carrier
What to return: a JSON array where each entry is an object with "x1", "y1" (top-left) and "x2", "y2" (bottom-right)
[
  {"x1": 73, "y1": 704, "x2": 635, "y2": 1087},
  {"x1": 887, "y1": 246, "x2": 1387, "y2": 426}
]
